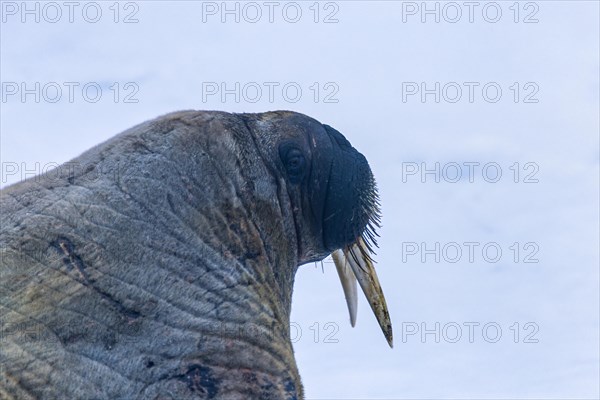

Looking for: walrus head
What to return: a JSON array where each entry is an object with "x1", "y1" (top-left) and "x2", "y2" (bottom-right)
[
  {"x1": 242, "y1": 111, "x2": 392, "y2": 347},
  {"x1": 0, "y1": 109, "x2": 390, "y2": 398}
]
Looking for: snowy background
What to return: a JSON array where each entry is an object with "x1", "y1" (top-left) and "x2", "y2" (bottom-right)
[{"x1": 1, "y1": 1, "x2": 599, "y2": 398}]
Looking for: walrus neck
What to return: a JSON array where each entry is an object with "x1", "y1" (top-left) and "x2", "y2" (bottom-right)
[
  {"x1": 196, "y1": 190, "x2": 299, "y2": 335},
  {"x1": 168, "y1": 194, "x2": 303, "y2": 398}
]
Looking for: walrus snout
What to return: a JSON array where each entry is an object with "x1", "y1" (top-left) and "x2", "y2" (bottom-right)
[
  {"x1": 315, "y1": 124, "x2": 392, "y2": 347},
  {"x1": 320, "y1": 124, "x2": 380, "y2": 253}
]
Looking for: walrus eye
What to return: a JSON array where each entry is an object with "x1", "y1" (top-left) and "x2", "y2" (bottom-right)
[
  {"x1": 279, "y1": 145, "x2": 306, "y2": 184},
  {"x1": 285, "y1": 150, "x2": 306, "y2": 183}
]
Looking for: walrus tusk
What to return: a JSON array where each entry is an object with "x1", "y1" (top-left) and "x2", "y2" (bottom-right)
[
  {"x1": 334, "y1": 238, "x2": 393, "y2": 348},
  {"x1": 332, "y1": 249, "x2": 358, "y2": 327}
]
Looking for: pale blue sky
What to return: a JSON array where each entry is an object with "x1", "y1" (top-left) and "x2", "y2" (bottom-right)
[{"x1": 1, "y1": 1, "x2": 599, "y2": 398}]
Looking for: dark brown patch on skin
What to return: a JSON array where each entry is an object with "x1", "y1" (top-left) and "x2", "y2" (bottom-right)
[
  {"x1": 52, "y1": 236, "x2": 90, "y2": 283},
  {"x1": 179, "y1": 364, "x2": 219, "y2": 398}
]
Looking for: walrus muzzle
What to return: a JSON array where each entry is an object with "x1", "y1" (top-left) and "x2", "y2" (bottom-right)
[{"x1": 313, "y1": 124, "x2": 393, "y2": 348}]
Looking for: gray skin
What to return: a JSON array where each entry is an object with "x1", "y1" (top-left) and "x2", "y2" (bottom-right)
[{"x1": 0, "y1": 110, "x2": 380, "y2": 399}]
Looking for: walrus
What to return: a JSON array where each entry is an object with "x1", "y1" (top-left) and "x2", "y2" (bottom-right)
[{"x1": 0, "y1": 110, "x2": 391, "y2": 399}]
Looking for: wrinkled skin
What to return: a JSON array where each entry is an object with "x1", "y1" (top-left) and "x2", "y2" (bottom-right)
[{"x1": 0, "y1": 110, "x2": 378, "y2": 399}]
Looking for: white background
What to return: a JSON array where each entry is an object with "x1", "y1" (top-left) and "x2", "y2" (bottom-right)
[{"x1": 1, "y1": 1, "x2": 599, "y2": 398}]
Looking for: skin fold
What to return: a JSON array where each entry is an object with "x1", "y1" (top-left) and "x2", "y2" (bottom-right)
[{"x1": 0, "y1": 110, "x2": 381, "y2": 399}]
